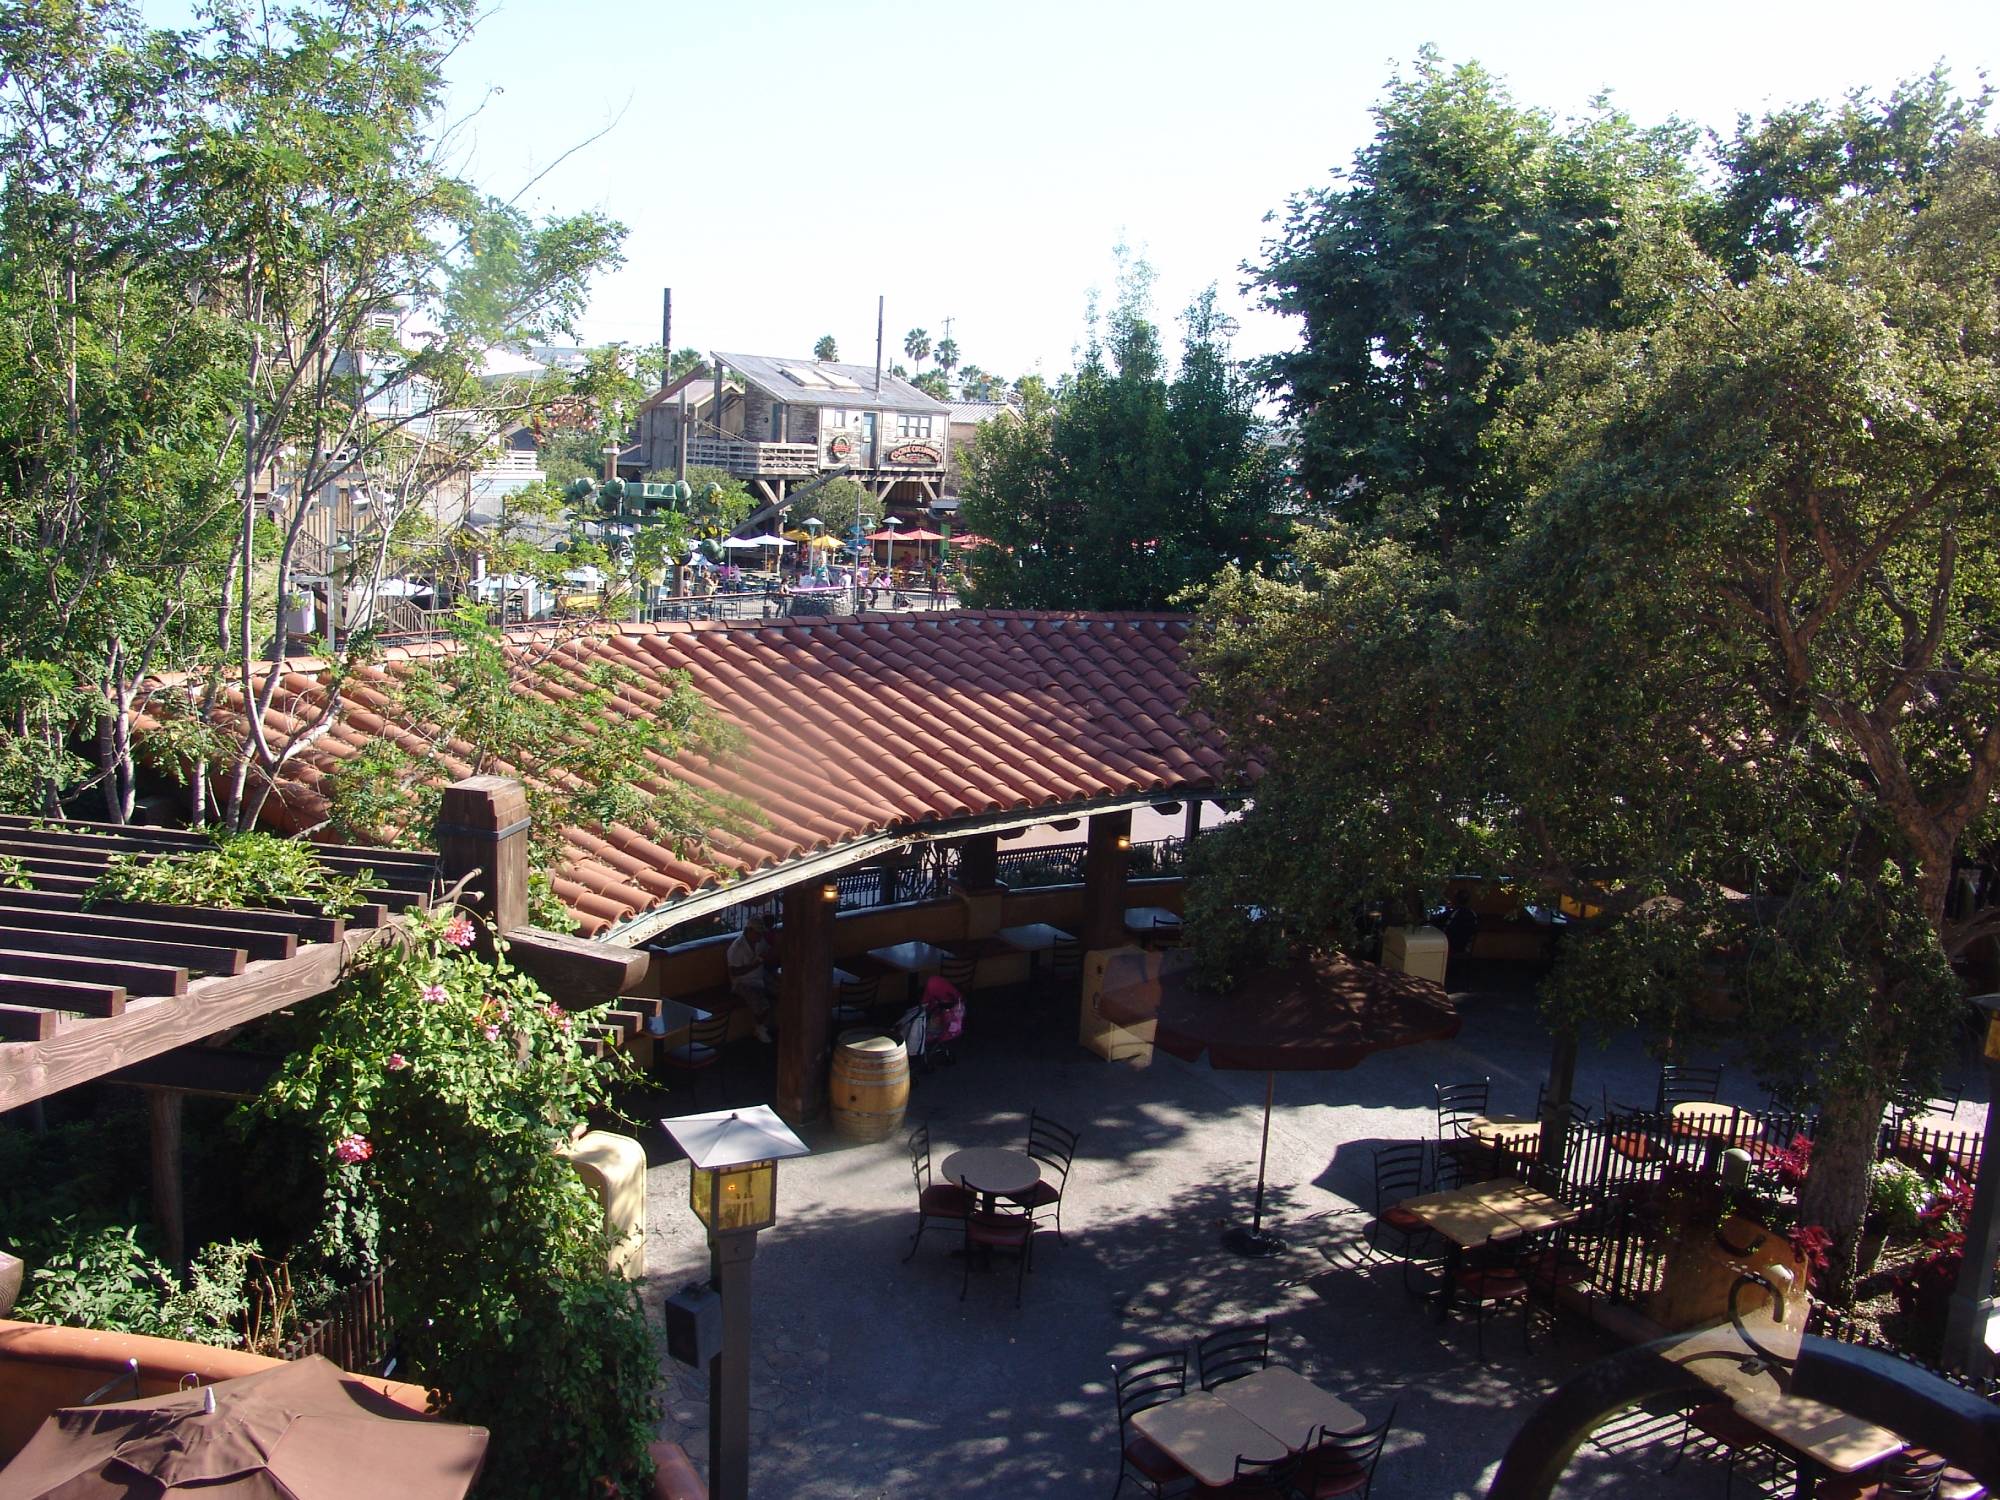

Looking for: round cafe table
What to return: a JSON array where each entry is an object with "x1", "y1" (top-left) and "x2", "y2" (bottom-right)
[{"x1": 941, "y1": 1147, "x2": 1040, "y2": 1211}]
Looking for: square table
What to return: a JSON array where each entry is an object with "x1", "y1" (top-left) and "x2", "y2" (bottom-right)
[
  {"x1": 1128, "y1": 1391, "x2": 1290, "y2": 1488},
  {"x1": 945, "y1": 934, "x2": 1030, "y2": 989},
  {"x1": 1123, "y1": 906, "x2": 1183, "y2": 938},
  {"x1": 1211, "y1": 1367, "x2": 1367, "y2": 1449},
  {"x1": 866, "y1": 941, "x2": 951, "y2": 1007},
  {"x1": 1401, "y1": 1182, "x2": 1581, "y2": 1319}
]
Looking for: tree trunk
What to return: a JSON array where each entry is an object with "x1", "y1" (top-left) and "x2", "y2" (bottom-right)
[{"x1": 1796, "y1": 1078, "x2": 1888, "y2": 1305}]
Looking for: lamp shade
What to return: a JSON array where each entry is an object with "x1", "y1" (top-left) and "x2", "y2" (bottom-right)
[{"x1": 662, "y1": 1106, "x2": 809, "y2": 1234}]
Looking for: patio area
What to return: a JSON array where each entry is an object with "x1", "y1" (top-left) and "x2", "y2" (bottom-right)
[{"x1": 633, "y1": 969, "x2": 1949, "y2": 1498}]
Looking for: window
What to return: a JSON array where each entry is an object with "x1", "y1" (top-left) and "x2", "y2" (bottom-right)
[{"x1": 895, "y1": 414, "x2": 933, "y2": 439}]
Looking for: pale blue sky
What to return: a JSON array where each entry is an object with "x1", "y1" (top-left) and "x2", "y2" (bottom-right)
[{"x1": 170, "y1": 0, "x2": 2000, "y2": 380}]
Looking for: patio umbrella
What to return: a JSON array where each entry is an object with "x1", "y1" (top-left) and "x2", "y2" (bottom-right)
[
  {"x1": 1097, "y1": 948, "x2": 1459, "y2": 1257},
  {"x1": 0, "y1": 1355, "x2": 488, "y2": 1499}
]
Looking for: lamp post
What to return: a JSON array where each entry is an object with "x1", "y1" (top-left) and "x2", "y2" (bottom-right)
[
  {"x1": 803, "y1": 516, "x2": 822, "y2": 586},
  {"x1": 883, "y1": 513, "x2": 904, "y2": 595},
  {"x1": 660, "y1": 1106, "x2": 810, "y2": 1500},
  {"x1": 1943, "y1": 993, "x2": 2000, "y2": 1376}
]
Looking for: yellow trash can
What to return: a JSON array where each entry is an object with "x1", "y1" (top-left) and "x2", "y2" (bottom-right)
[
  {"x1": 1382, "y1": 925, "x2": 1449, "y2": 986},
  {"x1": 563, "y1": 1130, "x2": 647, "y2": 1278}
]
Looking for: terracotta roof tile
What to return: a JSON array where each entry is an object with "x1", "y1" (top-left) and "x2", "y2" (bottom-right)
[{"x1": 170, "y1": 611, "x2": 1226, "y2": 930}]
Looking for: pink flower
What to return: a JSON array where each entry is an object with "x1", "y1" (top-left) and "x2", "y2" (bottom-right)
[
  {"x1": 386, "y1": 1053, "x2": 408, "y2": 1072},
  {"x1": 444, "y1": 915, "x2": 476, "y2": 949},
  {"x1": 420, "y1": 982, "x2": 449, "y2": 1005},
  {"x1": 333, "y1": 1134, "x2": 373, "y2": 1164},
  {"x1": 544, "y1": 1003, "x2": 573, "y2": 1034},
  {"x1": 483, "y1": 1024, "x2": 501, "y2": 1042}
]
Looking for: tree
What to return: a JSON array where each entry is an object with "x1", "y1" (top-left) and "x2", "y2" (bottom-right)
[
  {"x1": 1194, "y1": 111, "x2": 2000, "y2": 1298},
  {"x1": 813, "y1": 334, "x2": 838, "y2": 361},
  {"x1": 912, "y1": 370, "x2": 950, "y2": 399},
  {"x1": 960, "y1": 259, "x2": 1280, "y2": 610},
  {"x1": 902, "y1": 327, "x2": 930, "y2": 372},
  {"x1": 934, "y1": 335, "x2": 959, "y2": 384},
  {"x1": 1249, "y1": 48, "x2": 1695, "y2": 542},
  {"x1": 667, "y1": 346, "x2": 704, "y2": 380}
]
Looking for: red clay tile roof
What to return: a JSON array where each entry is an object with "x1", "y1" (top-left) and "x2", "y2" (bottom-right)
[{"x1": 177, "y1": 611, "x2": 1226, "y2": 936}]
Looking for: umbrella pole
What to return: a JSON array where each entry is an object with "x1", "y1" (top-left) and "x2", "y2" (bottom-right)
[{"x1": 1223, "y1": 1071, "x2": 1286, "y2": 1258}]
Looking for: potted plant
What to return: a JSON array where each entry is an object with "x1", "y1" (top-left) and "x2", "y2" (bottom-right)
[{"x1": 1860, "y1": 1160, "x2": 1933, "y2": 1274}]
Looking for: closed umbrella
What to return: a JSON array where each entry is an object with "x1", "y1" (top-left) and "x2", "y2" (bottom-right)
[
  {"x1": 0, "y1": 1355, "x2": 488, "y2": 1499},
  {"x1": 1097, "y1": 948, "x2": 1459, "y2": 1257}
]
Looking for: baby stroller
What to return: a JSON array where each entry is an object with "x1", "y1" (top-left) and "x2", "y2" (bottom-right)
[{"x1": 896, "y1": 976, "x2": 965, "y2": 1075}]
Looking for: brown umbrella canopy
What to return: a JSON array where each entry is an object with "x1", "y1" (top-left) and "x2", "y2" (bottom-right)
[
  {"x1": 1097, "y1": 948, "x2": 1460, "y2": 1071},
  {"x1": 0, "y1": 1356, "x2": 487, "y2": 1500}
]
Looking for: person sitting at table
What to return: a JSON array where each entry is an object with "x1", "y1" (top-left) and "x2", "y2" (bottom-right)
[{"x1": 726, "y1": 915, "x2": 777, "y2": 1043}]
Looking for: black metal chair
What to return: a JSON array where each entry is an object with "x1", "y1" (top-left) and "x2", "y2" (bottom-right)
[
  {"x1": 1369, "y1": 1143, "x2": 1437, "y2": 1293},
  {"x1": 1108, "y1": 1350, "x2": 1194, "y2": 1500},
  {"x1": 658, "y1": 1011, "x2": 731, "y2": 1106},
  {"x1": 940, "y1": 953, "x2": 978, "y2": 995},
  {"x1": 1195, "y1": 1319, "x2": 1270, "y2": 1391},
  {"x1": 1449, "y1": 1231, "x2": 1534, "y2": 1360},
  {"x1": 832, "y1": 973, "x2": 877, "y2": 1030},
  {"x1": 1435, "y1": 1079, "x2": 1491, "y2": 1140},
  {"x1": 1210, "y1": 1450, "x2": 1299, "y2": 1497},
  {"x1": 1300, "y1": 1402, "x2": 1398, "y2": 1499},
  {"x1": 1663, "y1": 1397, "x2": 1775, "y2": 1499},
  {"x1": 1009, "y1": 1109, "x2": 1080, "y2": 1242},
  {"x1": 960, "y1": 1207, "x2": 1033, "y2": 1306},
  {"x1": 1656, "y1": 1063, "x2": 1724, "y2": 1111},
  {"x1": 902, "y1": 1124, "x2": 972, "y2": 1262}
]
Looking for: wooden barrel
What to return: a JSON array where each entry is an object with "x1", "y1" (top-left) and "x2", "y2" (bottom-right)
[{"x1": 829, "y1": 1030, "x2": 909, "y2": 1143}]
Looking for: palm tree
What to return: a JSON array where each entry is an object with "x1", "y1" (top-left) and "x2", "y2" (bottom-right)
[
  {"x1": 813, "y1": 335, "x2": 838, "y2": 361},
  {"x1": 903, "y1": 328, "x2": 930, "y2": 372},
  {"x1": 934, "y1": 336, "x2": 959, "y2": 385}
]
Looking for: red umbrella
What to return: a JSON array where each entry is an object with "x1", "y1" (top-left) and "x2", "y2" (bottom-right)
[{"x1": 1098, "y1": 948, "x2": 1459, "y2": 1256}]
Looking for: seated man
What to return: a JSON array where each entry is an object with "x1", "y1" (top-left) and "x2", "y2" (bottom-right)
[{"x1": 726, "y1": 915, "x2": 776, "y2": 1043}]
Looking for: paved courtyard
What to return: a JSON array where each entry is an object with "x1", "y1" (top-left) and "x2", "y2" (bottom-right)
[{"x1": 629, "y1": 967, "x2": 1983, "y2": 1499}]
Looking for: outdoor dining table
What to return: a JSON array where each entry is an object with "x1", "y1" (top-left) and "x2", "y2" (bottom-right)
[
  {"x1": 1124, "y1": 906, "x2": 1183, "y2": 940},
  {"x1": 1463, "y1": 1115, "x2": 1543, "y2": 1166},
  {"x1": 945, "y1": 934, "x2": 1031, "y2": 989},
  {"x1": 1657, "y1": 1304, "x2": 1906, "y2": 1496},
  {"x1": 867, "y1": 941, "x2": 951, "y2": 1006},
  {"x1": 995, "y1": 923, "x2": 1073, "y2": 977},
  {"x1": 1128, "y1": 1367, "x2": 1364, "y2": 1487},
  {"x1": 1399, "y1": 1180, "x2": 1582, "y2": 1320}
]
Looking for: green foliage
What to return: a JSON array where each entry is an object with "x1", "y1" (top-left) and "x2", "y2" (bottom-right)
[
  {"x1": 16, "y1": 1222, "x2": 258, "y2": 1348},
  {"x1": 1250, "y1": 48, "x2": 1695, "y2": 541},
  {"x1": 1869, "y1": 1161, "x2": 1932, "y2": 1241},
  {"x1": 260, "y1": 909, "x2": 659, "y2": 1498},
  {"x1": 321, "y1": 605, "x2": 743, "y2": 929},
  {"x1": 0, "y1": 853, "x2": 32, "y2": 889},
  {"x1": 88, "y1": 832, "x2": 375, "y2": 916},
  {"x1": 960, "y1": 264, "x2": 1281, "y2": 609},
  {"x1": 911, "y1": 369, "x2": 950, "y2": 399},
  {"x1": 813, "y1": 334, "x2": 838, "y2": 361}
]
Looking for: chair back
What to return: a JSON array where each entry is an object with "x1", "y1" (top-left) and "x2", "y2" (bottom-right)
[
  {"x1": 1656, "y1": 1063, "x2": 1723, "y2": 1110},
  {"x1": 1373, "y1": 1142, "x2": 1426, "y2": 1211},
  {"x1": 1435, "y1": 1079, "x2": 1490, "y2": 1138},
  {"x1": 908, "y1": 1124, "x2": 934, "y2": 1193},
  {"x1": 1224, "y1": 1450, "x2": 1299, "y2": 1496},
  {"x1": 1047, "y1": 937, "x2": 1083, "y2": 981},
  {"x1": 1195, "y1": 1320, "x2": 1270, "y2": 1390},
  {"x1": 1535, "y1": 1081, "x2": 1590, "y2": 1125},
  {"x1": 836, "y1": 973, "x2": 879, "y2": 1010},
  {"x1": 1025, "y1": 1110, "x2": 1080, "y2": 1180},
  {"x1": 1312, "y1": 1401, "x2": 1397, "y2": 1490},
  {"x1": 940, "y1": 954, "x2": 978, "y2": 993},
  {"x1": 686, "y1": 1012, "x2": 730, "y2": 1049},
  {"x1": 1877, "y1": 1450, "x2": 1947, "y2": 1498},
  {"x1": 1111, "y1": 1349, "x2": 1187, "y2": 1429}
]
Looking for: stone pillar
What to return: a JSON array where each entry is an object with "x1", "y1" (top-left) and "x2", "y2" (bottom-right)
[
  {"x1": 1081, "y1": 811, "x2": 1133, "y2": 952},
  {"x1": 775, "y1": 880, "x2": 836, "y2": 1124},
  {"x1": 956, "y1": 833, "x2": 999, "y2": 893},
  {"x1": 438, "y1": 776, "x2": 531, "y2": 940}
]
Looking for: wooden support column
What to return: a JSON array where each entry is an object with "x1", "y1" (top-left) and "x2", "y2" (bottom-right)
[
  {"x1": 148, "y1": 1088, "x2": 186, "y2": 1275},
  {"x1": 1081, "y1": 811, "x2": 1133, "y2": 952},
  {"x1": 438, "y1": 777, "x2": 530, "y2": 941},
  {"x1": 955, "y1": 833, "x2": 999, "y2": 893},
  {"x1": 1534, "y1": 1029, "x2": 1580, "y2": 1194},
  {"x1": 775, "y1": 880, "x2": 836, "y2": 1125},
  {"x1": 1183, "y1": 797, "x2": 1202, "y2": 848}
]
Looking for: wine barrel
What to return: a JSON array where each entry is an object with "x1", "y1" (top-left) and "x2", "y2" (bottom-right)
[{"x1": 829, "y1": 1030, "x2": 909, "y2": 1143}]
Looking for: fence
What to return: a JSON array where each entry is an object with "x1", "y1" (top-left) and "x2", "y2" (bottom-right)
[{"x1": 279, "y1": 1264, "x2": 394, "y2": 1375}]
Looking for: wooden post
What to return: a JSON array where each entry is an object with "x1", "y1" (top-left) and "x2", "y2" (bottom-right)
[
  {"x1": 1081, "y1": 811, "x2": 1133, "y2": 952},
  {"x1": 437, "y1": 777, "x2": 531, "y2": 939},
  {"x1": 775, "y1": 880, "x2": 835, "y2": 1125},
  {"x1": 148, "y1": 1088, "x2": 186, "y2": 1275},
  {"x1": 955, "y1": 833, "x2": 999, "y2": 893},
  {"x1": 1183, "y1": 797, "x2": 1201, "y2": 849}
]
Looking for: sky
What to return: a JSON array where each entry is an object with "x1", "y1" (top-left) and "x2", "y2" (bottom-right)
[{"x1": 176, "y1": 0, "x2": 2000, "y2": 382}]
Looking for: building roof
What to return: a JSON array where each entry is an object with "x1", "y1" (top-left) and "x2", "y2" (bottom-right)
[
  {"x1": 946, "y1": 400, "x2": 1018, "y2": 424},
  {"x1": 713, "y1": 353, "x2": 948, "y2": 416},
  {"x1": 197, "y1": 612, "x2": 1231, "y2": 938}
]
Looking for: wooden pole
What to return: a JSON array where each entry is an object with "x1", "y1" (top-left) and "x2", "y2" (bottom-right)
[
  {"x1": 437, "y1": 777, "x2": 531, "y2": 940},
  {"x1": 1081, "y1": 811, "x2": 1133, "y2": 952},
  {"x1": 955, "y1": 833, "x2": 999, "y2": 893},
  {"x1": 774, "y1": 880, "x2": 835, "y2": 1124},
  {"x1": 147, "y1": 1088, "x2": 186, "y2": 1275}
]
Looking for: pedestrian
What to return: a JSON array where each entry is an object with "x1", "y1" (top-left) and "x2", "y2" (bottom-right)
[{"x1": 727, "y1": 914, "x2": 777, "y2": 1042}]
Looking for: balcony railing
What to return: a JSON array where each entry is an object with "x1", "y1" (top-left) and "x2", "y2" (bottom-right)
[{"x1": 686, "y1": 434, "x2": 820, "y2": 477}]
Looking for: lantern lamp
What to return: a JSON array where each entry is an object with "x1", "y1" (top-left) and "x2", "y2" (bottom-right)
[{"x1": 662, "y1": 1106, "x2": 810, "y2": 1239}]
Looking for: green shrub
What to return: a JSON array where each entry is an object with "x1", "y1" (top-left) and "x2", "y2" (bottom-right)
[
  {"x1": 87, "y1": 831, "x2": 375, "y2": 916},
  {"x1": 260, "y1": 908, "x2": 658, "y2": 1498},
  {"x1": 16, "y1": 1221, "x2": 256, "y2": 1347}
]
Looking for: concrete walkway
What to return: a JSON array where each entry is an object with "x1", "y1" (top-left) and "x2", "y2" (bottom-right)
[{"x1": 630, "y1": 966, "x2": 1973, "y2": 1498}]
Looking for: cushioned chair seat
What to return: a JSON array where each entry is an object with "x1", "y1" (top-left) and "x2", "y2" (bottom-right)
[
  {"x1": 1521, "y1": 1249, "x2": 1593, "y2": 1290},
  {"x1": 918, "y1": 1183, "x2": 973, "y2": 1216},
  {"x1": 967, "y1": 1214, "x2": 1031, "y2": 1250},
  {"x1": 1305, "y1": 1457, "x2": 1369, "y2": 1498},
  {"x1": 1610, "y1": 1132, "x2": 1657, "y2": 1161},
  {"x1": 1381, "y1": 1205, "x2": 1428, "y2": 1234},
  {"x1": 1454, "y1": 1267, "x2": 1527, "y2": 1299},
  {"x1": 663, "y1": 1044, "x2": 717, "y2": 1067},
  {"x1": 1007, "y1": 1179, "x2": 1059, "y2": 1209},
  {"x1": 1123, "y1": 1432, "x2": 1187, "y2": 1483}
]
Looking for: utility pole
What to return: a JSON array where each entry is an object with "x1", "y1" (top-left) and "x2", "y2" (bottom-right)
[{"x1": 873, "y1": 295, "x2": 884, "y2": 393}]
